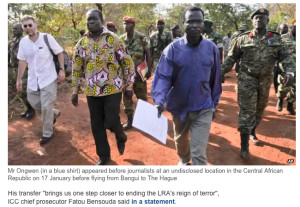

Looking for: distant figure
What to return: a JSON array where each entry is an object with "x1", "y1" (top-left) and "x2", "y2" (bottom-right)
[
  {"x1": 106, "y1": 21, "x2": 118, "y2": 34},
  {"x1": 170, "y1": 25, "x2": 182, "y2": 39},
  {"x1": 149, "y1": 18, "x2": 173, "y2": 72},
  {"x1": 222, "y1": 31, "x2": 232, "y2": 59},
  {"x1": 8, "y1": 23, "x2": 35, "y2": 119}
]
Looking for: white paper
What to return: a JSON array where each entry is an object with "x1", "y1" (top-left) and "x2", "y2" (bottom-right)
[{"x1": 132, "y1": 99, "x2": 168, "y2": 145}]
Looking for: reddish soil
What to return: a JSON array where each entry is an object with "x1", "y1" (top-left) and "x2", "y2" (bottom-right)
[{"x1": 8, "y1": 70, "x2": 296, "y2": 165}]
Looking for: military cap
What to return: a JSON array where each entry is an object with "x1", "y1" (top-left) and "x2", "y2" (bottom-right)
[
  {"x1": 171, "y1": 25, "x2": 179, "y2": 30},
  {"x1": 123, "y1": 16, "x2": 135, "y2": 23},
  {"x1": 156, "y1": 18, "x2": 165, "y2": 24},
  {"x1": 238, "y1": 24, "x2": 247, "y2": 31},
  {"x1": 204, "y1": 19, "x2": 213, "y2": 25},
  {"x1": 250, "y1": 8, "x2": 269, "y2": 19},
  {"x1": 106, "y1": 21, "x2": 116, "y2": 27}
]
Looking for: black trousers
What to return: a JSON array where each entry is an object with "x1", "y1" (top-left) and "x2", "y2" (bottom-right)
[{"x1": 87, "y1": 93, "x2": 123, "y2": 159}]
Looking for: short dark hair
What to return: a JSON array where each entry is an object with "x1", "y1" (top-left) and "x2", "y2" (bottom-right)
[
  {"x1": 86, "y1": 9, "x2": 103, "y2": 23},
  {"x1": 21, "y1": 15, "x2": 36, "y2": 23},
  {"x1": 182, "y1": 6, "x2": 204, "y2": 22}
]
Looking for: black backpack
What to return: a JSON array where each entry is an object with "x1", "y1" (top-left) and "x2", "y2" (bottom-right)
[{"x1": 43, "y1": 34, "x2": 71, "y2": 76}]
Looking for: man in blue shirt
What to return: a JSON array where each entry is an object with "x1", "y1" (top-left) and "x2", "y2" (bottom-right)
[{"x1": 151, "y1": 6, "x2": 222, "y2": 165}]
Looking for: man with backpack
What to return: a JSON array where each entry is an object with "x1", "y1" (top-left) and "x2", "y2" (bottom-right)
[{"x1": 16, "y1": 15, "x2": 65, "y2": 145}]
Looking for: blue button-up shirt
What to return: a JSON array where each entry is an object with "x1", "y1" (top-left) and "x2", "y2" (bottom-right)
[{"x1": 151, "y1": 36, "x2": 222, "y2": 121}]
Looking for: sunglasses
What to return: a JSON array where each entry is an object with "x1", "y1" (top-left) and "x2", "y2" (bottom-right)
[{"x1": 23, "y1": 24, "x2": 33, "y2": 28}]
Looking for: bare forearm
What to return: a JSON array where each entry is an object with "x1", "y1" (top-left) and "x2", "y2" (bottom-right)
[
  {"x1": 57, "y1": 52, "x2": 64, "y2": 69},
  {"x1": 17, "y1": 60, "x2": 27, "y2": 80}
]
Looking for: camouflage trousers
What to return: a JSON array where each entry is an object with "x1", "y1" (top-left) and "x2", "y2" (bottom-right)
[
  {"x1": 276, "y1": 83, "x2": 296, "y2": 103},
  {"x1": 123, "y1": 78, "x2": 147, "y2": 116},
  {"x1": 237, "y1": 71, "x2": 272, "y2": 134},
  {"x1": 8, "y1": 67, "x2": 28, "y2": 102}
]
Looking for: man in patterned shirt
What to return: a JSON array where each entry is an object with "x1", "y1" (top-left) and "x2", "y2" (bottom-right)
[
  {"x1": 71, "y1": 9, "x2": 135, "y2": 165},
  {"x1": 120, "y1": 16, "x2": 152, "y2": 130}
]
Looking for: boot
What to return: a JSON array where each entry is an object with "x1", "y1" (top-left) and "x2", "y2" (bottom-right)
[
  {"x1": 123, "y1": 114, "x2": 133, "y2": 131},
  {"x1": 287, "y1": 102, "x2": 296, "y2": 115},
  {"x1": 276, "y1": 98, "x2": 283, "y2": 112},
  {"x1": 250, "y1": 126, "x2": 259, "y2": 143},
  {"x1": 240, "y1": 133, "x2": 249, "y2": 159}
]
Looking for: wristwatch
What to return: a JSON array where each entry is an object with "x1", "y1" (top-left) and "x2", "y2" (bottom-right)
[{"x1": 59, "y1": 67, "x2": 65, "y2": 71}]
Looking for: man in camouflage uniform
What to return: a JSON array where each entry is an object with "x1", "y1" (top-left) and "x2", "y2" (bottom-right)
[
  {"x1": 8, "y1": 23, "x2": 35, "y2": 119},
  {"x1": 203, "y1": 19, "x2": 223, "y2": 64},
  {"x1": 273, "y1": 23, "x2": 289, "y2": 94},
  {"x1": 222, "y1": 8, "x2": 295, "y2": 159},
  {"x1": 150, "y1": 18, "x2": 173, "y2": 72},
  {"x1": 276, "y1": 21, "x2": 296, "y2": 115},
  {"x1": 120, "y1": 16, "x2": 152, "y2": 130}
]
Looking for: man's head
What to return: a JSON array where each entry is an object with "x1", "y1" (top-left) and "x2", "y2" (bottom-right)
[
  {"x1": 182, "y1": 6, "x2": 204, "y2": 39},
  {"x1": 203, "y1": 19, "x2": 213, "y2": 33},
  {"x1": 86, "y1": 9, "x2": 103, "y2": 34},
  {"x1": 21, "y1": 16, "x2": 37, "y2": 37},
  {"x1": 123, "y1": 17, "x2": 135, "y2": 33},
  {"x1": 251, "y1": 8, "x2": 269, "y2": 31},
  {"x1": 171, "y1": 25, "x2": 181, "y2": 38},
  {"x1": 13, "y1": 24, "x2": 23, "y2": 38},
  {"x1": 156, "y1": 18, "x2": 165, "y2": 34},
  {"x1": 227, "y1": 31, "x2": 232, "y2": 38},
  {"x1": 79, "y1": 29, "x2": 86, "y2": 37},
  {"x1": 106, "y1": 22, "x2": 117, "y2": 33},
  {"x1": 279, "y1": 23, "x2": 288, "y2": 35},
  {"x1": 238, "y1": 24, "x2": 247, "y2": 33}
]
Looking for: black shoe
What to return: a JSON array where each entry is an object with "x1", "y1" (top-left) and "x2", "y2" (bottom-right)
[
  {"x1": 25, "y1": 109, "x2": 35, "y2": 119},
  {"x1": 240, "y1": 133, "x2": 249, "y2": 159},
  {"x1": 39, "y1": 134, "x2": 53, "y2": 145},
  {"x1": 53, "y1": 112, "x2": 61, "y2": 125},
  {"x1": 117, "y1": 132, "x2": 127, "y2": 155},
  {"x1": 276, "y1": 98, "x2": 283, "y2": 112},
  {"x1": 287, "y1": 102, "x2": 296, "y2": 115},
  {"x1": 95, "y1": 157, "x2": 111, "y2": 165}
]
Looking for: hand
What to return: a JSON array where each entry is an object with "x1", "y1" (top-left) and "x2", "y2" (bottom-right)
[
  {"x1": 16, "y1": 79, "x2": 22, "y2": 92},
  {"x1": 58, "y1": 70, "x2": 66, "y2": 83},
  {"x1": 71, "y1": 94, "x2": 78, "y2": 107},
  {"x1": 145, "y1": 70, "x2": 152, "y2": 80},
  {"x1": 283, "y1": 74, "x2": 294, "y2": 87},
  {"x1": 124, "y1": 90, "x2": 133, "y2": 99},
  {"x1": 156, "y1": 104, "x2": 164, "y2": 118}
]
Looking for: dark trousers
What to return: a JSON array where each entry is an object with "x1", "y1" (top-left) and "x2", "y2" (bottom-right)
[{"x1": 87, "y1": 93, "x2": 123, "y2": 159}]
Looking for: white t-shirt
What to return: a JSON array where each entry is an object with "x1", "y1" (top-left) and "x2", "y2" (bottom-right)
[{"x1": 17, "y1": 32, "x2": 63, "y2": 91}]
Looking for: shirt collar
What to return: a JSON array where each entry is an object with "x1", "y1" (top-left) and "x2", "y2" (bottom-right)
[{"x1": 183, "y1": 35, "x2": 203, "y2": 48}]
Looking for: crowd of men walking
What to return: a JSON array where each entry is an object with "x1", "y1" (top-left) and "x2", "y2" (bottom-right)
[{"x1": 8, "y1": 6, "x2": 296, "y2": 165}]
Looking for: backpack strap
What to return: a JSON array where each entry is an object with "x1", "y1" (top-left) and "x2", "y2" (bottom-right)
[{"x1": 43, "y1": 34, "x2": 55, "y2": 56}]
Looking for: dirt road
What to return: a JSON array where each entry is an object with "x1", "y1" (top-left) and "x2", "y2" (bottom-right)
[{"x1": 8, "y1": 71, "x2": 296, "y2": 165}]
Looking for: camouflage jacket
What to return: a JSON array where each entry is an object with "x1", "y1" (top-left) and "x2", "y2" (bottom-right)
[
  {"x1": 222, "y1": 30, "x2": 295, "y2": 77},
  {"x1": 8, "y1": 36, "x2": 23, "y2": 68},
  {"x1": 281, "y1": 33, "x2": 296, "y2": 54},
  {"x1": 150, "y1": 30, "x2": 173, "y2": 61},
  {"x1": 203, "y1": 31, "x2": 223, "y2": 48},
  {"x1": 120, "y1": 31, "x2": 149, "y2": 68}
]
